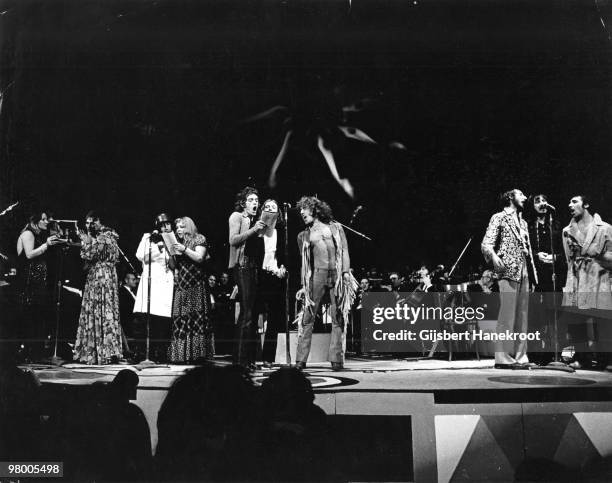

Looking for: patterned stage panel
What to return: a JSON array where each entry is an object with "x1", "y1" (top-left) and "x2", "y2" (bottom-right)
[
  {"x1": 435, "y1": 410, "x2": 612, "y2": 482},
  {"x1": 30, "y1": 358, "x2": 612, "y2": 482}
]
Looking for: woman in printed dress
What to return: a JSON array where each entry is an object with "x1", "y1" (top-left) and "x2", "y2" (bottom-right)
[
  {"x1": 168, "y1": 216, "x2": 213, "y2": 362},
  {"x1": 74, "y1": 211, "x2": 123, "y2": 365}
]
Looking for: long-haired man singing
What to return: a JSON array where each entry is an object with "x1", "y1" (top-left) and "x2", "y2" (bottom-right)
[{"x1": 295, "y1": 196, "x2": 358, "y2": 371}]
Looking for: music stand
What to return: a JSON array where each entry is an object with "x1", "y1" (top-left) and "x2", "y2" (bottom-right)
[
  {"x1": 45, "y1": 220, "x2": 80, "y2": 366},
  {"x1": 426, "y1": 237, "x2": 472, "y2": 359}
]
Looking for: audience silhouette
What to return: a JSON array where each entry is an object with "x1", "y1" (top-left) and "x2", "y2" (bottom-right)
[
  {"x1": 155, "y1": 364, "x2": 260, "y2": 481},
  {"x1": 4, "y1": 361, "x2": 610, "y2": 482},
  {"x1": 258, "y1": 367, "x2": 334, "y2": 481}
]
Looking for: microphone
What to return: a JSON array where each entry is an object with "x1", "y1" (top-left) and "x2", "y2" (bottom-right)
[
  {"x1": 150, "y1": 230, "x2": 163, "y2": 244},
  {"x1": 350, "y1": 205, "x2": 364, "y2": 225},
  {"x1": 283, "y1": 202, "x2": 293, "y2": 209},
  {"x1": 543, "y1": 202, "x2": 556, "y2": 211}
]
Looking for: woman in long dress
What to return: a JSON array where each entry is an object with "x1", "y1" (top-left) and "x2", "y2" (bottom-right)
[
  {"x1": 74, "y1": 211, "x2": 123, "y2": 365},
  {"x1": 168, "y1": 216, "x2": 213, "y2": 362},
  {"x1": 134, "y1": 213, "x2": 175, "y2": 361}
]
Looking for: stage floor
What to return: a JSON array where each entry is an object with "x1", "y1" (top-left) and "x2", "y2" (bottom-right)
[
  {"x1": 27, "y1": 355, "x2": 612, "y2": 391},
  {"x1": 26, "y1": 357, "x2": 612, "y2": 482}
]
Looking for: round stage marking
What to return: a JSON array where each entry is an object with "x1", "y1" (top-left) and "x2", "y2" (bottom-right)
[{"x1": 253, "y1": 374, "x2": 359, "y2": 388}]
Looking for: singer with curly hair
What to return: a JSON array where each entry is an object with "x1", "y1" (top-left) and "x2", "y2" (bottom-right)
[
  {"x1": 295, "y1": 196, "x2": 358, "y2": 371},
  {"x1": 228, "y1": 187, "x2": 266, "y2": 369}
]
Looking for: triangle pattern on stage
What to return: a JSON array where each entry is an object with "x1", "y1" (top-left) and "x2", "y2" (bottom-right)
[
  {"x1": 480, "y1": 415, "x2": 524, "y2": 468},
  {"x1": 523, "y1": 414, "x2": 572, "y2": 461},
  {"x1": 574, "y1": 412, "x2": 612, "y2": 458},
  {"x1": 451, "y1": 418, "x2": 515, "y2": 481},
  {"x1": 435, "y1": 415, "x2": 479, "y2": 483},
  {"x1": 554, "y1": 415, "x2": 600, "y2": 468}
]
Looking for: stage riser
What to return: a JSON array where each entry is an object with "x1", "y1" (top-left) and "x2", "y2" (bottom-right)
[
  {"x1": 275, "y1": 332, "x2": 331, "y2": 363},
  {"x1": 312, "y1": 392, "x2": 612, "y2": 483},
  {"x1": 32, "y1": 359, "x2": 612, "y2": 483},
  {"x1": 128, "y1": 387, "x2": 612, "y2": 482}
]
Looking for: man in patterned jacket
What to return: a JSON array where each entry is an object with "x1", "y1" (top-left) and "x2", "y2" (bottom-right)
[{"x1": 482, "y1": 189, "x2": 538, "y2": 368}]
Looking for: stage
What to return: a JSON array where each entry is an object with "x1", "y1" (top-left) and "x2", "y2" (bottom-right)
[{"x1": 27, "y1": 356, "x2": 612, "y2": 482}]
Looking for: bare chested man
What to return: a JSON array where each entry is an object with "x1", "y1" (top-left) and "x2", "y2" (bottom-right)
[{"x1": 295, "y1": 196, "x2": 357, "y2": 371}]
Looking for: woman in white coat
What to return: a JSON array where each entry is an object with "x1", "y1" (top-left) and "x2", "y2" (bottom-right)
[{"x1": 134, "y1": 213, "x2": 175, "y2": 362}]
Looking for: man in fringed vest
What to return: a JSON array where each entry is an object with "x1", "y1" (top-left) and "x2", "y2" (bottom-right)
[{"x1": 295, "y1": 196, "x2": 358, "y2": 371}]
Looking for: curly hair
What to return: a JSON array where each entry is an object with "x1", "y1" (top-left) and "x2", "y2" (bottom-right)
[
  {"x1": 234, "y1": 186, "x2": 259, "y2": 212},
  {"x1": 296, "y1": 196, "x2": 333, "y2": 224}
]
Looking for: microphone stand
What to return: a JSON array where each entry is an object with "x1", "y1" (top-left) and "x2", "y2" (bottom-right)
[
  {"x1": 137, "y1": 236, "x2": 156, "y2": 366},
  {"x1": 449, "y1": 237, "x2": 472, "y2": 277},
  {"x1": 283, "y1": 203, "x2": 291, "y2": 365},
  {"x1": 336, "y1": 219, "x2": 372, "y2": 355},
  {"x1": 46, "y1": 244, "x2": 70, "y2": 366},
  {"x1": 118, "y1": 245, "x2": 137, "y2": 274},
  {"x1": 426, "y1": 237, "x2": 472, "y2": 359},
  {"x1": 336, "y1": 221, "x2": 372, "y2": 241},
  {"x1": 0, "y1": 201, "x2": 19, "y2": 217},
  {"x1": 541, "y1": 210, "x2": 574, "y2": 372},
  {"x1": 114, "y1": 245, "x2": 137, "y2": 356},
  {"x1": 134, "y1": 235, "x2": 169, "y2": 370}
]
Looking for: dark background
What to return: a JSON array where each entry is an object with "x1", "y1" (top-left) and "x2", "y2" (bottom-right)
[{"x1": 1, "y1": 0, "x2": 611, "y2": 278}]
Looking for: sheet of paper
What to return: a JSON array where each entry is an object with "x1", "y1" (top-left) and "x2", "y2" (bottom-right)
[
  {"x1": 162, "y1": 231, "x2": 179, "y2": 255},
  {"x1": 260, "y1": 211, "x2": 278, "y2": 236}
]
